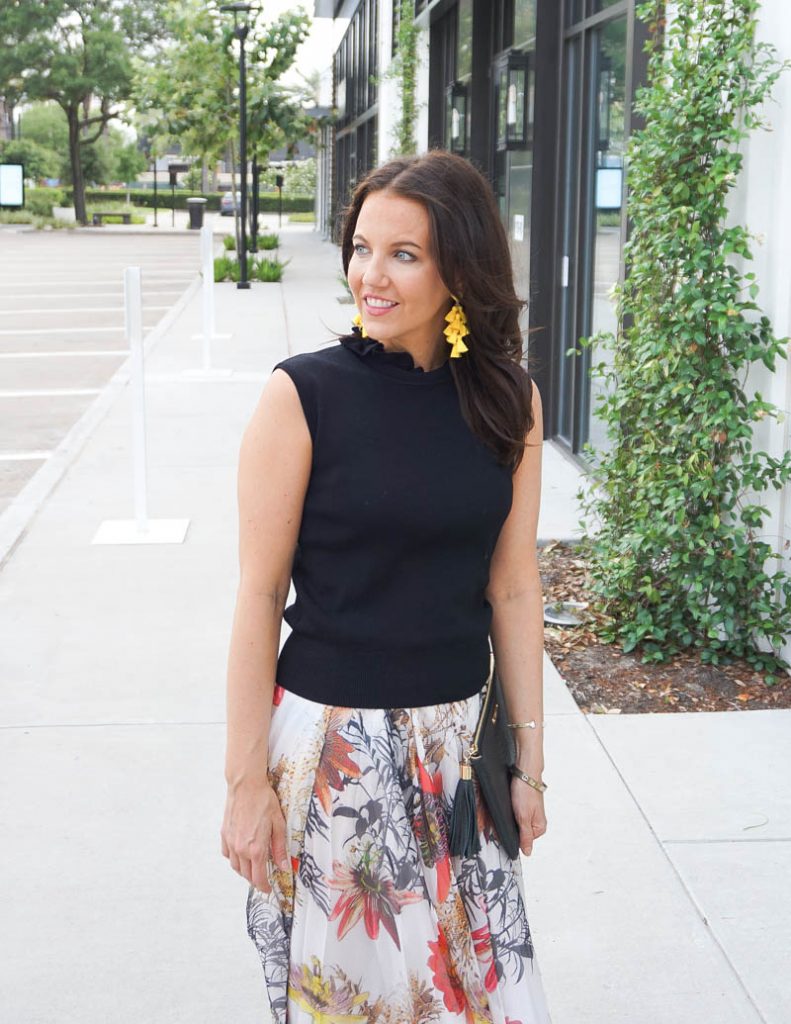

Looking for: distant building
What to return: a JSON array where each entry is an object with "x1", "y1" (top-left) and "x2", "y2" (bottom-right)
[{"x1": 269, "y1": 139, "x2": 317, "y2": 162}]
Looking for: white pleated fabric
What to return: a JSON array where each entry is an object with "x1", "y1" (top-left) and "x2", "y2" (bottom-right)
[{"x1": 246, "y1": 683, "x2": 552, "y2": 1023}]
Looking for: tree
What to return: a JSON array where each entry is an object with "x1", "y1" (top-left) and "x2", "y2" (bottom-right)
[
  {"x1": 576, "y1": 0, "x2": 791, "y2": 679},
  {"x1": 0, "y1": 137, "x2": 60, "y2": 181},
  {"x1": 20, "y1": 103, "x2": 69, "y2": 157},
  {"x1": 0, "y1": 1, "x2": 167, "y2": 223},
  {"x1": 133, "y1": 1, "x2": 314, "y2": 245}
]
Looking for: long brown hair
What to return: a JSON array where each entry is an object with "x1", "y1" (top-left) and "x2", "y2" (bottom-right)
[{"x1": 336, "y1": 148, "x2": 537, "y2": 470}]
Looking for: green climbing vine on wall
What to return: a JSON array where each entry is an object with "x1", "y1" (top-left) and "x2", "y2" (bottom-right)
[
  {"x1": 377, "y1": 0, "x2": 422, "y2": 157},
  {"x1": 573, "y1": 0, "x2": 791, "y2": 680}
]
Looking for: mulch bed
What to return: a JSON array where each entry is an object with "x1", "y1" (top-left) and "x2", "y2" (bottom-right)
[{"x1": 538, "y1": 541, "x2": 791, "y2": 714}]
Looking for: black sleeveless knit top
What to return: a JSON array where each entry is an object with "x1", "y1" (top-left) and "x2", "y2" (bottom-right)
[{"x1": 271, "y1": 333, "x2": 513, "y2": 709}]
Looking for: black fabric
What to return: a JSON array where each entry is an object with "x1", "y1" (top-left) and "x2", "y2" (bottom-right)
[{"x1": 270, "y1": 331, "x2": 513, "y2": 709}]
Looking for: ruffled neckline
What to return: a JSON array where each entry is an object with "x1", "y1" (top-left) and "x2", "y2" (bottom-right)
[{"x1": 340, "y1": 332, "x2": 452, "y2": 384}]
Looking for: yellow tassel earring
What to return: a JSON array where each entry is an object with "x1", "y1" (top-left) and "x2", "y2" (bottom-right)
[
  {"x1": 352, "y1": 309, "x2": 368, "y2": 338},
  {"x1": 444, "y1": 294, "x2": 470, "y2": 358}
]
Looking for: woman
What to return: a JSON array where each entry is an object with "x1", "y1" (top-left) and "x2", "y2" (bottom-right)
[{"x1": 221, "y1": 149, "x2": 551, "y2": 1023}]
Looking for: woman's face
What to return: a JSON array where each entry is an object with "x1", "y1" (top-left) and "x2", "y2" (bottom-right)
[{"x1": 346, "y1": 191, "x2": 453, "y2": 358}]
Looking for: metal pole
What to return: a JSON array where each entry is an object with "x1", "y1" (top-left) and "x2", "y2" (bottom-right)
[
  {"x1": 249, "y1": 157, "x2": 259, "y2": 253},
  {"x1": 237, "y1": 22, "x2": 250, "y2": 289},
  {"x1": 153, "y1": 159, "x2": 158, "y2": 228},
  {"x1": 124, "y1": 266, "x2": 149, "y2": 533},
  {"x1": 171, "y1": 181, "x2": 175, "y2": 228}
]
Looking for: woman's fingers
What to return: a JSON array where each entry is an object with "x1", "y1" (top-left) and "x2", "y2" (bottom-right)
[
  {"x1": 221, "y1": 783, "x2": 289, "y2": 894},
  {"x1": 250, "y1": 850, "x2": 272, "y2": 893},
  {"x1": 511, "y1": 777, "x2": 548, "y2": 857},
  {"x1": 270, "y1": 813, "x2": 290, "y2": 872},
  {"x1": 519, "y1": 825, "x2": 534, "y2": 857}
]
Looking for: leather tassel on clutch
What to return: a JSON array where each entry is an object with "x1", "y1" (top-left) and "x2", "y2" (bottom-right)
[{"x1": 448, "y1": 761, "x2": 481, "y2": 857}]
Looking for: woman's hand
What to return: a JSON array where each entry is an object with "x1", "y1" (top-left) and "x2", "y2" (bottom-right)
[
  {"x1": 221, "y1": 779, "x2": 289, "y2": 893},
  {"x1": 510, "y1": 775, "x2": 547, "y2": 857}
]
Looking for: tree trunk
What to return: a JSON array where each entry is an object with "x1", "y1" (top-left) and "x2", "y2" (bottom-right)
[{"x1": 66, "y1": 105, "x2": 87, "y2": 225}]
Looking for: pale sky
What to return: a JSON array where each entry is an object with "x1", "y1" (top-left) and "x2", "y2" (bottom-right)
[{"x1": 262, "y1": 1, "x2": 348, "y2": 94}]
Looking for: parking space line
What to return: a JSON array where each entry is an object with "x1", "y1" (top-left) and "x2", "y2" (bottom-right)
[
  {"x1": 0, "y1": 306, "x2": 171, "y2": 316},
  {"x1": 0, "y1": 389, "x2": 103, "y2": 397},
  {"x1": 0, "y1": 327, "x2": 126, "y2": 335},
  {"x1": 0, "y1": 451, "x2": 53, "y2": 461},
  {"x1": 0, "y1": 292, "x2": 182, "y2": 300},
  {"x1": 0, "y1": 351, "x2": 130, "y2": 358}
]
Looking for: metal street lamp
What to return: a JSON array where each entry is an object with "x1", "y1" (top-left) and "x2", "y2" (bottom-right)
[{"x1": 221, "y1": 1, "x2": 255, "y2": 290}]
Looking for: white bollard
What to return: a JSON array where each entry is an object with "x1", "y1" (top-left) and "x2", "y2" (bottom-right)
[
  {"x1": 125, "y1": 266, "x2": 149, "y2": 532},
  {"x1": 200, "y1": 223, "x2": 215, "y2": 370},
  {"x1": 91, "y1": 266, "x2": 190, "y2": 545},
  {"x1": 186, "y1": 222, "x2": 232, "y2": 377}
]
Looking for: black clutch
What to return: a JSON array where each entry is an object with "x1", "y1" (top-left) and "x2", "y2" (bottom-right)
[{"x1": 449, "y1": 650, "x2": 521, "y2": 860}]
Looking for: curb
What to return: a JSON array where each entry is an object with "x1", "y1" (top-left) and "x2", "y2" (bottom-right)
[{"x1": 0, "y1": 274, "x2": 201, "y2": 570}]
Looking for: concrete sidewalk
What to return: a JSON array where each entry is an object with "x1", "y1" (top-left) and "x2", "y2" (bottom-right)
[{"x1": 1, "y1": 222, "x2": 788, "y2": 1023}]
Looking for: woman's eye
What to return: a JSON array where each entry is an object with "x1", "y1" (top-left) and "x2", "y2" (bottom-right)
[
  {"x1": 396, "y1": 250, "x2": 415, "y2": 261},
  {"x1": 353, "y1": 244, "x2": 367, "y2": 255}
]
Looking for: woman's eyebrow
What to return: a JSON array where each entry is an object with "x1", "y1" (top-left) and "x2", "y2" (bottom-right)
[{"x1": 353, "y1": 233, "x2": 422, "y2": 249}]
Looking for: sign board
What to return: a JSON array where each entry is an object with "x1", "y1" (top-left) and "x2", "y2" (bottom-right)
[
  {"x1": 0, "y1": 163, "x2": 24, "y2": 208},
  {"x1": 595, "y1": 167, "x2": 623, "y2": 211},
  {"x1": 168, "y1": 162, "x2": 190, "y2": 187}
]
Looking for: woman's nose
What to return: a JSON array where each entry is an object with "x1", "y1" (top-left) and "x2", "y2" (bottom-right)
[{"x1": 361, "y1": 254, "x2": 390, "y2": 287}]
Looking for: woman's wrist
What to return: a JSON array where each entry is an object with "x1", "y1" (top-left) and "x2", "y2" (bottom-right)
[
  {"x1": 514, "y1": 739, "x2": 544, "y2": 776},
  {"x1": 225, "y1": 763, "x2": 270, "y2": 792}
]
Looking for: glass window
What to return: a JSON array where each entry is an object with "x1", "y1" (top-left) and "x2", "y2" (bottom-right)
[
  {"x1": 587, "y1": 14, "x2": 627, "y2": 454},
  {"x1": 588, "y1": 0, "x2": 623, "y2": 12},
  {"x1": 458, "y1": 0, "x2": 473, "y2": 80},
  {"x1": 514, "y1": 0, "x2": 537, "y2": 48}
]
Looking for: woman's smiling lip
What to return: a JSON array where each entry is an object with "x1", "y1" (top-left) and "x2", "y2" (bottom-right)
[{"x1": 363, "y1": 295, "x2": 399, "y2": 315}]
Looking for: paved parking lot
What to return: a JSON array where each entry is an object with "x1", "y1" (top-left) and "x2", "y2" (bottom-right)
[{"x1": 0, "y1": 230, "x2": 200, "y2": 513}]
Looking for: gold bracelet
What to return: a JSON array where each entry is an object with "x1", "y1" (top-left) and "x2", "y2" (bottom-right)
[
  {"x1": 510, "y1": 765, "x2": 548, "y2": 792},
  {"x1": 507, "y1": 719, "x2": 545, "y2": 729}
]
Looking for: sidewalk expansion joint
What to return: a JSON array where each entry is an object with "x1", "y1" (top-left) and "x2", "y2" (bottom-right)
[{"x1": 582, "y1": 714, "x2": 770, "y2": 1023}]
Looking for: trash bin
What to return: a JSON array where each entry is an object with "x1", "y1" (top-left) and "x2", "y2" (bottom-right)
[{"x1": 187, "y1": 197, "x2": 208, "y2": 229}]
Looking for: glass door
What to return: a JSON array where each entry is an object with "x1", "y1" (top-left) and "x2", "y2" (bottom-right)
[{"x1": 556, "y1": 5, "x2": 628, "y2": 456}]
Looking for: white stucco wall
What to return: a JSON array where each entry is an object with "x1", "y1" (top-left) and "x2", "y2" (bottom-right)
[
  {"x1": 376, "y1": 0, "x2": 400, "y2": 161},
  {"x1": 414, "y1": 12, "x2": 431, "y2": 155},
  {"x1": 725, "y1": 2, "x2": 791, "y2": 664},
  {"x1": 377, "y1": 1, "x2": 431, "y2": 162}
]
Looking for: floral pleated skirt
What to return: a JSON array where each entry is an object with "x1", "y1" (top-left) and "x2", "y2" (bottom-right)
[{"x1": 246, "y1": 681, "x2": 552, "y2": 1024}]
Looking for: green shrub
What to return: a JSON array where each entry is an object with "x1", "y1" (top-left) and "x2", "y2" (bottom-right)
[
  {"x1": 257, "y1": 233, "x2": 279, "y2": 250},
  {"x1": 57, "y1": 188, "x2": 315, "y2": 214},
  {"x1": 0, "y1": 209, "x2": 34, "y2": 224},
  {"x1": 575, "y1": 0, "x2": 791, "y2": 680},
  {"x1": 252, "y1": 257, "x2": 289, "y2": 282},
  {"x1": 214, "y1": 255, "x2": 240, "y2": 282},
  {"x1": 288, "y1": 212, "x2": 316, "y2": 223},
  {"x1": 26, "y1": 188, "x2": 65, "y2": 217},
  {"x1": 223, "y1": 234, "x2": 235, "y2": 250}
]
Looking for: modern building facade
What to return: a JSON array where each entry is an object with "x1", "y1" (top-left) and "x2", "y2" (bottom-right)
[
  {"x1": 314, "y1": 0, "x2": 651, "y2": 465},
  {"x1": 314, "y1": 0, "x2": 791, "y2": 662}
]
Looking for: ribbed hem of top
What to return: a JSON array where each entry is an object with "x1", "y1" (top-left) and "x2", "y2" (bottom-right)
[{"x1": 275, "y1": 633, "x2": 490, "y2": 709}]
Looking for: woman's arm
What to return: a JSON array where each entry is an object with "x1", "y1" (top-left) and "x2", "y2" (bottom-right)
[
  {"x1": 222, "y1": 367, "x2": 312, "y2": 890},
  {"x1": 485, "y1": 380, "x2": 546, "y2": 854}
]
